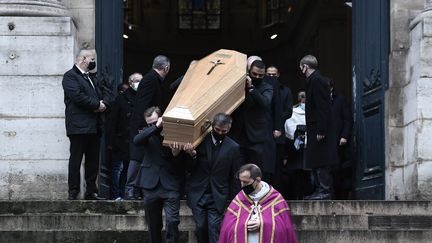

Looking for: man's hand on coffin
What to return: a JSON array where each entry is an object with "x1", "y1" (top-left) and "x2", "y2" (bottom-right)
[
  {"x1": 246, "y1": 75, "x2": 253, "y2": 88},
  {"x1": 156, "y1": 117, "x2": 163, "y2": 128},
  {"x1": 183, "y1": 143, "x2": 197, "y2": 158},
  {"x1": 169, "y1": 142, "x2": 181, "y2": 157}
]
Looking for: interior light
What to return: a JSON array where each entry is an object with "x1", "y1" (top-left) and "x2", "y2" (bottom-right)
[
  {"x1": 270, "y1": 34, "x2": 278, "y2": 40},
  {"x1": 123, "y1": 34, "x2": 129, "y2": 39},
  {"x1": 345, "y1": 2, "x2": 352, "y2": 7}
]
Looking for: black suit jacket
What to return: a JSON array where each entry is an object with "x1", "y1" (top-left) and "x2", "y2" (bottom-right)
[
  {"x1": 62, "y1": 65, "x2": 103, "y2": 136},
  {"x1": 186, "y1": 135, "x2": 241, "y2": 214},
  {"x1": 133, "y1": 125, "x2": 183, "y2": 191},
  {"x1": 129, "y1": 69, "x2": 164, "y2": 161},
  {"x1": 231, "y1": 81, "x2": 274, "y2": 144},
  {"x1": 275, "y1": 84, "x2": 293, "y2": 144},
  {"x1": 264, "y1": 76, "x2": 282, "y2": 132}
]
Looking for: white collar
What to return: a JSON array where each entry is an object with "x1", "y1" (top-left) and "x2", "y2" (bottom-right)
[{"x1": 75, "y1": 64, "x2": 87, "y2": 75}]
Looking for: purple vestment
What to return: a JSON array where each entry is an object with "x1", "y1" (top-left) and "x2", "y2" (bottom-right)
[{"x1": 219, "y1": 186, "x2": 297, "y2": 243}]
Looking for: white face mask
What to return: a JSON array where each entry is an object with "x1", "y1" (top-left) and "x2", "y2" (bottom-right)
[{"x1": 131, "y1": 82, "x2": 139, "y2": 91}]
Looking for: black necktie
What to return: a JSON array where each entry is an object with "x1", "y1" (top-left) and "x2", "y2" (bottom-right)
[
  {"x1": 84, "y1": 73, "x2": 95, "y2": 89},
  {"x1": 211, "y1": 140, "x2": 221, "y2": 163}
]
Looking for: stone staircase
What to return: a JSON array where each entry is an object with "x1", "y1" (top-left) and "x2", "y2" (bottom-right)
[{"x1": 0, "y1": 200, "x2": 431, "y2": 242}]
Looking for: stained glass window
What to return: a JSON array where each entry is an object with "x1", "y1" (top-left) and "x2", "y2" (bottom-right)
[{"x1": 178, "y1": 0, "x2": 222, "y2": 30}]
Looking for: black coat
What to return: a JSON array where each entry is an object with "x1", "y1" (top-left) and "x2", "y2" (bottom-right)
[
  {"x1": 62, "y1": 65, "x2": 104, "y2": 136},
  {"x1": 330, "y1": 92, "x2": 353, "y2": 164},
  {"x1": 185, "y1": 134, "x2": 241, "y2": 214},
  {"x1": 133, "y1": 125, "x2": 183, "y2": 191},
  {"x1": 230, "y1": 81, "x2": 274, "y2": 144},
  {"x1": 264, "y1": 76, "x2": 283, "y2": 132},
  {"x1": 275, "y1": 84, "x2": 293, "y2": 144},
  {"x1": 129, "y1": 69, "x2": 164, "y2": 161},
  {"x1": 305, "y1": 71, "x2": 337, "y2": 169},
  {"x1": 105, "y1": 88, "x2": 136, "y2": 162}
]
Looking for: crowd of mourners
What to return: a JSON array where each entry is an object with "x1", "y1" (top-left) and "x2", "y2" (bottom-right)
[{"x1": 62, "y1": 49, "x2": 352, "y2": 243}]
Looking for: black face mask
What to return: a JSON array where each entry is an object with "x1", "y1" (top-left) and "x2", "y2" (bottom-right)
[
  {"x1": 250, "y1": 76, "x2": 263, "y2": 86},
  {"x1": 88, "y1": 61, "x2": 96, "y2": 71},
  {"x1": 242, "y1": 180, "x2": 256, "y2": 195},
  {"x1": 212, "y1": 131, "x2": 226, "y2": 142}
]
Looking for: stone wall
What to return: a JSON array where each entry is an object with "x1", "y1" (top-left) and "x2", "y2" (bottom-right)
[
  {"x1": 0, "y1": 1, "x2": 79, "y2": 199},
  {"x1": 63, "y1": 0, "x2": 95, "y2": 48},
  {"x1": 387, "y1": 0, "x2": 430, "y2": 200}
]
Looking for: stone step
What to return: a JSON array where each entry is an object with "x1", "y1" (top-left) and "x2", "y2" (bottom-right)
[
  {"x1": 296, "y1": 230, "x2": 432, "y2": 243},
  {"x1": 288, "y1": 200, "x2": 432, "y2": 215},
  {"x1": 1, "y1": 200, "x2": 431, "y2": 215},
  {"x1": 1, "y1": 229, "x2": 431, "y2": 243},
  {"x1": 1, "y1": 214, "x2": 431, "y2": 231},
  {"x1": 0, "y1": 230, "x2": 189, "y2": 243}
]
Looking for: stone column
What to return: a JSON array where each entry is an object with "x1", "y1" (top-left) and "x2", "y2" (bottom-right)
[
  {"x1": 0, "y1": 0, "x2": 69, "y2": 16},
  {"x1": 0, "y1": 0, "x2": 76, "y2": 199},
  {"x1": 391, "y1": 1, "x2": 432, "y2": 200},
  {"x1": 387, "y1": 0, "x2": 426, "y2": 200}
]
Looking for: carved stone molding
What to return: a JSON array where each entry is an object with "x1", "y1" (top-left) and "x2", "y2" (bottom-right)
[{"x1": 0, "y1": 0, "x2": 69, "y2": 17}]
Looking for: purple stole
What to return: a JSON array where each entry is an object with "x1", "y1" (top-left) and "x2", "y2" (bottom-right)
[{"x1": 219, "y1": 186, "x2": 297, "y2": 243}]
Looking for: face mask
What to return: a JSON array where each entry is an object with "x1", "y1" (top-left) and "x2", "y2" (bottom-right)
[
  {"x1": 212, "y1": 131, "x2": 225, "y2": 142},
  {"x1": 250, "y1": 76, "x2": 263, "y2": 86},
  {"x1": 242, "y1": 180, "x2": 256, "y2": 195},
  {"x1": 131, "y1": 82, "x2": 139, "y2": 91},
  {"x1": 299, "y1": 103, "x2": 305, "y2": 110},
  {"x1": 88, "y1": 61, "x2": 96, "y2": 71}
]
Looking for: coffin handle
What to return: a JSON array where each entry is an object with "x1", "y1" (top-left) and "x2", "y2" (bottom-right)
[{"x1": 201, "y1": 119, "x2": 212, "y2": 133}]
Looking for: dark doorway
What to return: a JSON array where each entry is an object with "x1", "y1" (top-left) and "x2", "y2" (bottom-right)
[
  {"x1": 121, "y1": 0, "x2": 355, "y2": 198},
  {"x1": 122, "y1": 0, "x2": 353, "y2": 104}
]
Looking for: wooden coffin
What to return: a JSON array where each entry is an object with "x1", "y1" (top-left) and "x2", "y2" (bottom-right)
[{"x1": 162, "y1": 49, "x2": 247, "y2": 147}]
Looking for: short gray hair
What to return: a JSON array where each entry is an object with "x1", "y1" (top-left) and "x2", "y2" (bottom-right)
[
  {"x1": 212, "y1": 113, "x2": 232, "y2": 128},
  {"x1": 75, "y1": 49, "x2": 96, "y2": 63},
  {"x1": 128, "y1": 72, "x2": 142, "y2": 82},
  {"x1": 152, "y1": 55, "x2": 170, "y2": 70},
  {"x1": 300, "y1": 55, "x2": 318, "y2": 69}
]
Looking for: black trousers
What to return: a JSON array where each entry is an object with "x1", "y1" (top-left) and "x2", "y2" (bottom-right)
[
  {"x1": 312, "y1": 167, "x2": 334, "y2": 195},
  {"x1": 125, "y1": 159, "x2": 142, "y2": 198},
  {"x1": 68, "y1": 133, "x2": 100, "y2": 196},
  {"x1": 191, "y1": 193, "x2": 223, "y2": 243},
  {"x1": 143, "y1": 185, "x2": 180, "y2": 243}
]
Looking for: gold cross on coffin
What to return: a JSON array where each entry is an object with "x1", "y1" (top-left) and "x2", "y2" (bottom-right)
[{"x1": 207, "y1": 59, "x2": 225, "y2": 75}]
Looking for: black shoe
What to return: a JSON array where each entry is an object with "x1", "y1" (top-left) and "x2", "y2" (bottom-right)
[
  {"x1": 68, "y1": 194, "x2": 78, "y2": 200},
  {"x1": 84, "y1": 193, "x2": 105, "y2": 200},
  {"x1": 305, "y1": 192, "x2": 331, "y2": 200}
]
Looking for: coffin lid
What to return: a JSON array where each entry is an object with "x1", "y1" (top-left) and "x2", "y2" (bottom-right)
[{"x1": 163, "y1": 49, "x2": 247, "y2": 125}]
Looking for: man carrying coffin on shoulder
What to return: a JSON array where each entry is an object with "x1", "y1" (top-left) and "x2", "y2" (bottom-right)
[{"x1": 219, "y1": 163, "x2": 297, "y2": 243}]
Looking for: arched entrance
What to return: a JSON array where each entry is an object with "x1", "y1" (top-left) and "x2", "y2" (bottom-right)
[{"x1": 95, "y1": 0, "x2": 388, "y2": 199}]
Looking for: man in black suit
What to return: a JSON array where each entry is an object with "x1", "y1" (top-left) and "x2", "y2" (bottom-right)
[
  {"x1": 266, "y1": 65, "x2": 294, "y2": 192},
  {"x1": 133, "y1": 106, "x2": 183, "y2": 243},
  {"x1": 106, "y1": 72, "x2": 142, "y2": 200},
  {"x1": 182, "y1": 113, "x2": 241, "y2": 243},
  {"x1": 230, "y1": 60, "x2": 274, "y2": 180},
  {"x1": 62, "y1": 49, "x2": 108, "y2": 200},
  {"x1": 299, "y1": 55, "x2": 337, "y2": 200},
  {"x1": 125, "y1": 55, "x2": 170, "y2": 200},
  {"x1": 329, "y1": 79, "x2": 353, "y2": 199}
]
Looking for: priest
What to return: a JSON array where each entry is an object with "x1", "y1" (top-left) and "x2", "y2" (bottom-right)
[{"x1": 219, "y1": 163, "x2": 297, "y2": 243}]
